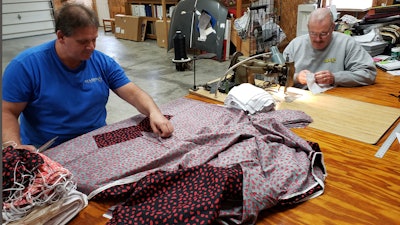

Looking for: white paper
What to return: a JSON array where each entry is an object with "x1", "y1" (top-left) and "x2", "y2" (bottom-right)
[
  {"x1": 387, "y1": 70, "x2": 400, "y2": 76},
  {"x1": 396, "y1": 132, "x2": 400, "y2": 144},
  {"x1": 306, "y1": 73, "x2": 335, "y2": 94},
  {"x1": 340, "y1": 14, "x2": 360, "y2": 25},
  {"x1": 376, "y1": 60, "x2": 400, "y2": 71},
  {"x1": 353, "y1": 29, "x2": 376, "y2": 43},
  {"x1": 373, "y1": 55, "x2": 391, "y2": 61}
]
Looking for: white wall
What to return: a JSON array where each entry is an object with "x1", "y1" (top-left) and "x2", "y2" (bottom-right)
[{"x1": 96, "y1": 0, "x2": 111, "y2": 25}]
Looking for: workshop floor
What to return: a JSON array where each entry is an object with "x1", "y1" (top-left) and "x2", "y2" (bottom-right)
[{"x1": 2, "y1": 30, "x2": 231, "y2": 124}]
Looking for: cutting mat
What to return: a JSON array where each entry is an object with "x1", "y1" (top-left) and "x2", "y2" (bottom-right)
[{"x1": 189, "y1": 87, "x2": 400, "y2": 144}]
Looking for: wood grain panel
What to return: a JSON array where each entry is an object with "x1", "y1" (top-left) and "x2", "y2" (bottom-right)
[
  {"x1": 277, "y1": 0, "x2": 304, "y2": 51},
  {"x1": 326, "y1": 69, "x2": 400, "y2": 108},
  {"x1": 276, "y1": 87, "x2": 400, "y2": 144},
  {"x1": 67, "y1": 200, "x2": 116, "y2": 225},
  {"x1": 257, "y1": 126, "x2": 400, "y2": 225},
  {"x1": 108, "y1": 0, "x2": 126, "y2": 18},
  {"x1": 189, "y1": 86, "x2": 400, "y2": 144}
]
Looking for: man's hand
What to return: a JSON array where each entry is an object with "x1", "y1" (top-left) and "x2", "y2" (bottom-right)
[
  {"x1": 297, "y1": 70, "x2": 311, "y2": 84},
  {"x1": 17, "y1": 144, "x2": 37, "y2": 152},
  {"x1": 314, "y1": 70, "x2": 335, "y2": 85},
  {"x1": 2, "y1": 141, "x2": 37, "y2": 152},
  {"x1": 149, "y1": 113, "x2": 174, "y2": 138}
]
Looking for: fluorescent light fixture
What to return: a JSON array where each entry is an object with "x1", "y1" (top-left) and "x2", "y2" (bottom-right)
[{"x1": 329, "y1": 0, "x2": 373, "y2": 10}]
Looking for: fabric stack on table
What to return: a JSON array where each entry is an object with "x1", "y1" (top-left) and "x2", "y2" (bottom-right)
[
  {"x1": 224, "y1": 83, "x2": 276, "y2": 114},
  {"x1": 2, "y1": 146, "x2": 88, "y2": 225}
]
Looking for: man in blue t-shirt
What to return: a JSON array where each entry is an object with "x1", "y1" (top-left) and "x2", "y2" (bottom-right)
[{"x1": 2, "y1": 3, "x2": 174, "y2": 151}]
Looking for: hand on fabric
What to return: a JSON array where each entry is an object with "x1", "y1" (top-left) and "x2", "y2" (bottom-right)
[
  {"x1": 314, "y1": 70, "x2": 335, "y2": 85},
  {"x1": 149, "y1": 113, "x2": 174, "y2": 138},
  {"x1": 297, "y1": 70, "x2": 311, "y2": 85},
  {"x1": 2, "y1": 141, "x2": 37, "y2": 152},
  {"x1": 306, "y1": 73, "x2": 335, "y2": 94},
  {"x1": 20, "y1": 144, "x2": 38, "y2": 152}
]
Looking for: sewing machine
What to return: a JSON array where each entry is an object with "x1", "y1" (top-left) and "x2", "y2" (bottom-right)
[{"x1": 213, "y1": 51, "x2": 294, "y2": 94}]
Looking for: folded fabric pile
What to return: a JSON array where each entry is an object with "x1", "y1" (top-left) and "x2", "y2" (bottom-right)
[
  {"x1": 224, "y1": 83, "x2": 276, "y2": 114},
  {"x1": 2, "y1": 145, "x2": 88, "y2": 225}
]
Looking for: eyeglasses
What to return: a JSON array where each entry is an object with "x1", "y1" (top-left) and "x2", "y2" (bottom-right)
[
  {"x1": 309, "y1": 31, "x2": 331, "y2": 38},
  {"x1": 309, "y1": 27, "x2": 333, "y2": 39}
]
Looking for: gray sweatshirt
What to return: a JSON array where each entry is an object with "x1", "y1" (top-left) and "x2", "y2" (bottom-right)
[{"x1": 283, "y1": 32, "x2": 377, "y2": 88}]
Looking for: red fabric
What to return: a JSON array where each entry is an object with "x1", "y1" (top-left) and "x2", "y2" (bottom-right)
[
  {"x1": 2, "y1": 146, "x2": 44, "y2": 197},
  {"x1": 94, "y1": 164, "x2": 243, "y2": 225},
  {"x1": 93, "y1": 115, "x2": 172, "y2": 148}
]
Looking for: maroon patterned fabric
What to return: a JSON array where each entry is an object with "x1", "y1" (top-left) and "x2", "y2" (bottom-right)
[
  {"x1": 93, "y1": 115, "x2": 172, "y2": 148},
  {"x1": 96, "y1": 164, "x2": 243, "y2": 225},
  {"x1": 93, "y1": 125, "x2": 143, "y2": 148},
  {"x1": 2, "y1": 146, "x2": 44, "y2": 197}
]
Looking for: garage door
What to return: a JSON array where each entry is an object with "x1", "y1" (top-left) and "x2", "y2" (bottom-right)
[{"x1": 2, "y1": 0, "x2": 55, "y2": 40}]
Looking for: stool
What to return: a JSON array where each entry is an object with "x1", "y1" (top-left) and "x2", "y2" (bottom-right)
[{"x1": 103, "y1": 18, "x2": 115, "y2": 33}]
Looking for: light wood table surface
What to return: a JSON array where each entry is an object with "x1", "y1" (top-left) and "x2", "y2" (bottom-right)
[{"x1": 68, "y1": 69, "x2": 400, "y2": 225}]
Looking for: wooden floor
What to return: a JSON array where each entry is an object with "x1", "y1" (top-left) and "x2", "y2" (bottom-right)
[{"x1": 68, "y1": 69, "x2": 400, "y2": 225}]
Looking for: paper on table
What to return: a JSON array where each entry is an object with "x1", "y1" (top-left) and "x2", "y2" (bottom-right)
[
  {"x1": 373, "y1": 55, "x2": 391, "y2": 62},
  {"x1": 353, "y1": 29, "x2": 376, "y2": 43},
  {"x1": 387, "y1": 70, "x2": 400, "y2": 76},
  {"x1": 306, "y1": 73, "x2": 335, "y2": 94},
  {"x1": 376, "y1": 60, "x2": 400, "y2": 71},
  {"x1": 397, "y1": 132, "x2": 400, "y2": 144}
]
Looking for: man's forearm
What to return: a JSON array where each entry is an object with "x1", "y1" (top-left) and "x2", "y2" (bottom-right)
[
  {"x1": 2, "y1": 114, "x2": 22, "y2": 146},
  {"x1": 134, "y1": 91, "x2": 162, "y2": 117},
  {"x1": 116, "y1": 82, "x2": 162, "y2": 117}
]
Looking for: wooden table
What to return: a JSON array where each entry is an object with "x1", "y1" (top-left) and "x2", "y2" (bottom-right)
[{"x1": 68, "y1": 69, "x2": 400, "y2": 225}]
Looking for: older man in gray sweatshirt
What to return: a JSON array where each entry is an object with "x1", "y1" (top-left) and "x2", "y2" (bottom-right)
[{"x1": 283, "y1": 8, "x2": 376, "y2": 89}]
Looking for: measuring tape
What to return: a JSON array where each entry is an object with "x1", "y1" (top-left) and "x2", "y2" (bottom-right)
[{"x1": 375, "y1": 123, "x2": 400, "y2": 158}]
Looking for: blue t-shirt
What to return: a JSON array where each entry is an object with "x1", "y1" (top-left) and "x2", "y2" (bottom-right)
[{"x1": 2, "y1": 40, "x2": 131, "y2": 147}]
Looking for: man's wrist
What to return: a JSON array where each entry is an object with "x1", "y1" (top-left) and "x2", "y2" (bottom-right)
[{"x1": 2, "y1": 140, "x2": 18, "y2": 148}]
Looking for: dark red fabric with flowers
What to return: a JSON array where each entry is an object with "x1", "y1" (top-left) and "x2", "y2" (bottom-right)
[
  {"x1": 93, "y1": 115, "x2": 172, "y2": 148},
  {"x1": 94, "y1": 164, "x2": 243, "y2": 225},
  {"x1": 2, "y1": 146, "x2": 44, "y2": 197}
]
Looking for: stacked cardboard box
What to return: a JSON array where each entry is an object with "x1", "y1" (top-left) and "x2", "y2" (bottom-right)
[
  {"x1": 114, "y1": 14, "x2": 145, "y2": 42},
  {"x1": 155, "y1": 20, "x2": 170, "y2": 48}
]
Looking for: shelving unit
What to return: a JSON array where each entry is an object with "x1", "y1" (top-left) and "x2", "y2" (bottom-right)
[{"x1": 125, "y1": 0, "x2": 178, "y2": 39}]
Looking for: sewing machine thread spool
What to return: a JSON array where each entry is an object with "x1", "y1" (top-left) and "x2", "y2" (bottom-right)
[
  {"x1": 172, "y1": 30, "x2": 191, "y2": 71},
  {"x1": 173, "y1": 30, "x2": 188, "y2": 61}
]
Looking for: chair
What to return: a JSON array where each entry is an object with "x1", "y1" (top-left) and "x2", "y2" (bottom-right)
[{"x1": 103, "y1": 18, "x2": 115, "y2": 33}]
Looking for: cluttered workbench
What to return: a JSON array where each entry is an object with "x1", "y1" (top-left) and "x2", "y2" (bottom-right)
[{"x1": 66, "y1": 68, "x2": 400, "y2": 224}]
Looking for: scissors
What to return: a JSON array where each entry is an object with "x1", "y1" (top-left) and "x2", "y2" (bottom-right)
[{"x1": 36, "y1": 136, "x2": 58, "y2": 153}]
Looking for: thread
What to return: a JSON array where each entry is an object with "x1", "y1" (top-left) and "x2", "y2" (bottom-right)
[{"x1": 173, "y1": 30, "x2": 188, "y2": 60}]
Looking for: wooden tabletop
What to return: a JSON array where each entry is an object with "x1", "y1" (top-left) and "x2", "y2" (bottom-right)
[{"x1": 68, "y1": 69, "x2": 400, "y2": 225}]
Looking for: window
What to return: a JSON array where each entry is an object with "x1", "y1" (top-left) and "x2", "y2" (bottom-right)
[{"x1": 328, "y1": 0, "x2": 373, "y2": 10}]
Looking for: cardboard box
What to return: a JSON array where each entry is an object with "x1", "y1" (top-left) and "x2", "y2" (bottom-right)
[
  {"x1": 114, "y1": 14, "x2": 144, "y2": 42},
  {"x1": 155, "y1": 20, "x2": 170, "y2": 48}
]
